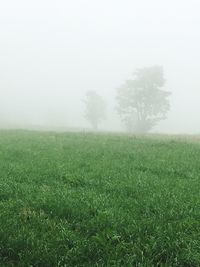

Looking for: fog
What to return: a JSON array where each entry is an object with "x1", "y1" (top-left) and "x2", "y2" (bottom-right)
[{"x1": 0, "y1": 0, "x2": 199, "y2": 134}]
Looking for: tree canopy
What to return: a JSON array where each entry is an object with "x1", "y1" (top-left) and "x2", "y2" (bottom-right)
[
  {"x1": 84, "y1": 90, "x2": 106, "y2": 130},
  {"x1": 117, "y1": 66, "x2": 171, "y2": 133}
]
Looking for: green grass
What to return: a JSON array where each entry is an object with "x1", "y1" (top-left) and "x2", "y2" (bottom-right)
[{"x1": 0, "y1": 130, "x2": 200, "y2": 266}]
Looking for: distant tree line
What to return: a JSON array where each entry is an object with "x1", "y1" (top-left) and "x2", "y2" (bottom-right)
[{"x1": 84, "y1": 66, "x2": 171, "y2": 133}]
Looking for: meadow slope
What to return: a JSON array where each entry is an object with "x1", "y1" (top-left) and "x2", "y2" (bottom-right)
[{"x1": 0, "y1": 131, "x2": 200, "y2": 266}]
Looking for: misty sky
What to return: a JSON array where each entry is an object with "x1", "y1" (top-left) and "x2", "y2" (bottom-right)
[{"x1": 0, "y1": 0, "x2": 200, "y2": 133}]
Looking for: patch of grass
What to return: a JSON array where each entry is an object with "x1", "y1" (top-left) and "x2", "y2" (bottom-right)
[{"x1": 0, "y1": 130, "x2": 200, "y2": 266}]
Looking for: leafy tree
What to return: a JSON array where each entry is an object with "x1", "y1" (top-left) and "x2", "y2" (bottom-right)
[
  {"x1": 116, "y1": 66, "x2": 171, "y2": 133},
  {"x1": 84, "y1": 90, "x2": 106, "y2": 130}
]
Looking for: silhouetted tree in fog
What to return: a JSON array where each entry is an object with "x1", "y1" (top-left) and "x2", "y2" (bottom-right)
[
  {"x1": 116, "y1": 66, "x2": 171, "y2": 133},
  {"x1": 84, "y1": 90, "x2": 106, "y2": 130}
]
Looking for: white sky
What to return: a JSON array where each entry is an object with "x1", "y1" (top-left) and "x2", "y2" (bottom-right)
[{"x1": 0, "y1": 0, "x2": 200, "y2": 133}]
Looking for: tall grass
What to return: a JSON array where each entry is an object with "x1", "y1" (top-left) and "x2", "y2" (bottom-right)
[{"x1": 0, "y1": 131, "x2": 200, "y2": 266}]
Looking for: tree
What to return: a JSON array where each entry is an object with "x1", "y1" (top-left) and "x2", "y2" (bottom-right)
[
  {"x1": 84, "y1": 90, "x2": 106, "y2": 130},
  {"x1": 116, "y1": 66, "x2": 171, "y2": 133}
]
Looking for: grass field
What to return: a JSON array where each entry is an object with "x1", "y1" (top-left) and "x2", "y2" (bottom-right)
[{"x1": 0, "y1": 131, "x2": 200, "y2": 266}]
